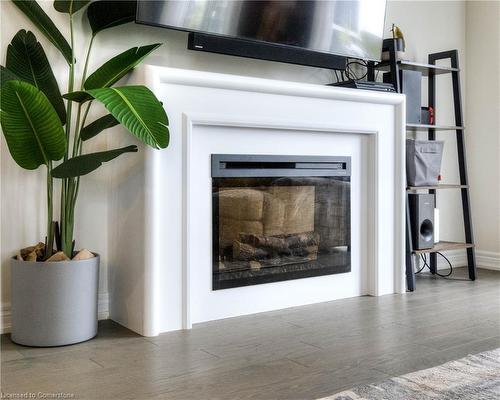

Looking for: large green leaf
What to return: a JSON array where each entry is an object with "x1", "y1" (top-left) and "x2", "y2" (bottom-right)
[
  {"x1": 12, "y1": 0, "x2": 73, "y2": 64},
  {"x1": 53, "y1": 0, "x2": 89, "y2": 14},
  {"x1": 87, "y1": 86, "x2": 169, "y2": 149},
  {"x1": 87, "y1": 1, "x2": 136, "y2": 36},
  {"x1": 7, "y1": 30, "x2": 66, "y2": 124},
  {"x1": 80, "y1": 114, "x2": 118, "y2": 141},
  {"x1": 84, "y1": 44, "x2": 161, "y2": 90},
  {"x1": 0, "y1": 66, "x2": 20, "y2": 87},
  {"x1": 63, "y1": 90, "x2": 93, "y2": 103},
  {"x1": 0, "y1": 80, "x2": 66, "y2": 170},
  {"x1": 52, "y1": 145, "x2": 138, "y2": 178}
]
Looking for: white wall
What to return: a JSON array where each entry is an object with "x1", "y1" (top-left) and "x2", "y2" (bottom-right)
[
  {"x1": 465, "y1": 1, "x2": 500, "y2": 266},
  {"x1": 2, "y1": 1, "x2": 484, "y2": 326}
]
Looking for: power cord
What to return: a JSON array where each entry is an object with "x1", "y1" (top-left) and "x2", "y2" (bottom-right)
[
  {"x1": 329, "y1": 58, "x2": 377, "y2": 84},
  {"x1": 344, "y1": 59, "x2": 369, "y2": 81},
  {"x1": 416, "y1": 252, "x2": 453, "y2": 277},
  {"x1": 415, "y1": 254, "x2": 427, "y2": 274}
]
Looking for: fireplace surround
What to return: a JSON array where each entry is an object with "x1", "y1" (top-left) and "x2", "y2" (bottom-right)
[
  {"x1": 108, "y1": 66, "x2": 405, "y2": 336},
  {"x1": 212, "y1": 154, "x2": 351, "y2": 289}
]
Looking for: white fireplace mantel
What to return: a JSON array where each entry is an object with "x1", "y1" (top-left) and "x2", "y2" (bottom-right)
[{"x1": 108, "y1": 66, "x2": 406, "y2": 337}]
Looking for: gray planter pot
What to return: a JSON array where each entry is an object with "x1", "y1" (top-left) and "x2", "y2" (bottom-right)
[{"x1": 11, "y1": 254, "x2": 99, "y2": 347}]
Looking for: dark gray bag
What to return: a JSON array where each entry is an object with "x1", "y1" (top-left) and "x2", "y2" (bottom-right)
[{"x1": 406, "y1": 139, "x2": 444, "y2": 186}]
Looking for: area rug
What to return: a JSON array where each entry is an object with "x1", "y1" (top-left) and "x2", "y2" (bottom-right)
[{"x1": 321, "y1": 348, "x2": 500, "y2": 400}]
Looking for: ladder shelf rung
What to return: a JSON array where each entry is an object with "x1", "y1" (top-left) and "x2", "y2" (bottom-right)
[
  {"x1": 407, "y1": 184, "x2": 468, "y2": 191},
  {"x1": 375, "y1": 60, "x2": 459, "y2": 76},
  {"x1": 413, "y1": 241, "x2": 475, "y2": 255},
  {"x1": 406, "y1": 123, "x2": 464, "y2": 131}
]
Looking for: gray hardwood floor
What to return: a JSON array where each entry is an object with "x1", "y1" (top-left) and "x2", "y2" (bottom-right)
[{"x1": 2, "y1": 267, "x2": 499, "y2": 399}]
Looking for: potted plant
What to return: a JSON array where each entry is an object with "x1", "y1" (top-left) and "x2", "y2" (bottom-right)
[{"x1": 1, "y1": 0, "x2": 169, "y2": 346}]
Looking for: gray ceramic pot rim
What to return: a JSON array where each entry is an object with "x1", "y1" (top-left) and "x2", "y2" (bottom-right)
[{"x1": 11, "y1": 252, "x2": 100, "y2": 264}]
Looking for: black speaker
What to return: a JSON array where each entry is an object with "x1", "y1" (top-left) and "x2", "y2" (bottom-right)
[
  {"x1": 384, "y1": 70, "x2": 422, "y2": 124},
  {"x1": 188, "y1": 32, "x2": 347, "y2": 71},
  {"x1": 408, "y1": 193, "x2": 435, "y2": 250}
]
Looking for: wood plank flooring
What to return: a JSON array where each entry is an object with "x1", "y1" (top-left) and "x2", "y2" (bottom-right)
[{"x1": 1, "y1": 267, "x2": 499, "y2": 399}]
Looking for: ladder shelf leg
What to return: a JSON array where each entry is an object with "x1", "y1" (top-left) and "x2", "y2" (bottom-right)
[
  {"x1": 428, "y1": 50, "x2": 477, "y2": 281},
  {"x1": 406, "y1": 196, "x2": 416, "y2": 291}
]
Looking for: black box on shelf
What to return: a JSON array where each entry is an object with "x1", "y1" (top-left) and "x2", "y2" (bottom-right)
[{"x1": 384, "y1": 70, "x2": 422, "y2": 124}]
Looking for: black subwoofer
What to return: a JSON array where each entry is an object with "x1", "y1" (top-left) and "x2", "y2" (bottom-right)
[{"x1": 409, "y1": 193, "x2": 435, "y2": 250}]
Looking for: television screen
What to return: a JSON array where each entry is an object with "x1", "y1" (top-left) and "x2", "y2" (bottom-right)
[{"x1": 136, "y1": 0, "x2": 387, "y2": 62}]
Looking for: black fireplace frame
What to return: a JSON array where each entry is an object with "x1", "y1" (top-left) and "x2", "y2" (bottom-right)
[
  {"x1": 212, "y1": 154, "x2": 351, "y2": 178},
  {"x1": 211, "y1": 154, "x2": 351, "y2": 290}
]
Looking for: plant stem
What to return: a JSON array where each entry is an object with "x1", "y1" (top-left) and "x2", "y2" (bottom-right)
[
  {"x1": 45, "y1": 163, "x2": 54, "y2": 259},
  {"x1": 82, "y1": 35, "x2": 95, "y2": 87},
  {"x1": 72, "y1": 104, "x2": 83, "y2": 158},
  {"x1": 71, "y1": 37, "x2": 94, "y2": 159},
  {"x1": 62, "y1": 26, "x2": 95, "y2": 257},
  {"x1": 65, "y1": 14, "x2": 75, "y2": 160},
  {"x1": 75, "y1": 102, "x2": 92, "y2": 154},
  {"x1": 61, "y1": 13, "x2": 76, "y2": 257}
]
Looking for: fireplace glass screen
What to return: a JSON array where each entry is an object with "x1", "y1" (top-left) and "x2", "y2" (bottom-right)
[{"x1": 212, "y1": 155, "x2": 351, "y2": 290}]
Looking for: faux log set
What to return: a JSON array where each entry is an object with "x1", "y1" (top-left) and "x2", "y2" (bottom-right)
[
  {"x1": 240, "y1": 231, "x2": 318, "y2": 251},
  {"x1": 223, "y1": 231, "x2": 320, "y2": 272}
]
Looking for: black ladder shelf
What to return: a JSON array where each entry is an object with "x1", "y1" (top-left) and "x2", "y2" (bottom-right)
[{"x1": 368, "y1": 41, "x2": 476, "y2": 291}]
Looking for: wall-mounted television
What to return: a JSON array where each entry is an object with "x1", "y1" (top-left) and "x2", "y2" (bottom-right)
[{"x1": 136, "y1": 0, "x2": 387, "y2": 70}]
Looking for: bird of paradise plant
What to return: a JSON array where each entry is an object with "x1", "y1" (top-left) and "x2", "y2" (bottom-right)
[{"x1": 0, "y1": 0, "x2": 169, "y2": 259}]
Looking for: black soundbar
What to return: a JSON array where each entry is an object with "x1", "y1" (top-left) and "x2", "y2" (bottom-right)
[{"x1": 188, "y1": 32, "x2": 347, "y2": 71}]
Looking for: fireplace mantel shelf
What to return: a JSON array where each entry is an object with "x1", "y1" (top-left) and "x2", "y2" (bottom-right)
[{"x1": 108, "y1": 66, "x2": 406, "y2": 336}]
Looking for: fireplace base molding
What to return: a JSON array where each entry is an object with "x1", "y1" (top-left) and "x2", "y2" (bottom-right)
[{"x1": 108, "y1": 67, "x2": 406, "y2": 336}]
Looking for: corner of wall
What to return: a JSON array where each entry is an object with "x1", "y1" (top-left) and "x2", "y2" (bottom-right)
[{"x1": 464, "y1": 1, "x2": 500, "y2": 258}]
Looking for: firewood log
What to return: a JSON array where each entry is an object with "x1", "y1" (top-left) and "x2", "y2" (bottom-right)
[
  {"x1": 25, "y1": 251, "x2": 37, "y2": 262},
  {"x1": 290, "y1": 245, "x2": 319, "y2": 258},
  {"x1": 47, "y1": 251, "x2": 70, "y2": 262},
  {"x1": 232, "y1": 241, "x2": 318, "y2": 266},
  {"x1": 240, "y1": 232, "x2": 320, "y2": 254},
  {"x1": 233, "y1": 241, "x2": 269, "y2": 261},
  {"x1": 72, "y1": 249, "x2": 95, "y2": 260},
  {"x1": 284, "y1": 232, "x2": 320, "y2": 248},
  {"x1": 20, "y1": 242, "x2": 45, "y2": 260},
  {"x1": 239, "y1": 233, "x2": 289, "y2": 253},
  {"x1": 249, "y1": 261, "x2": 262, "y2": 270}
]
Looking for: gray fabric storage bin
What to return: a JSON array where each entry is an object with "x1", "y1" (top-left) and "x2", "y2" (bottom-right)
[{"x1": 406, "y1": 139, "x2": 444, "y2": 186}]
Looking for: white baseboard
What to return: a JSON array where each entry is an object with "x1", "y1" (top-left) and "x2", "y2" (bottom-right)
[
  {"x1": 0, "y1": 292, "x2": 109, "y2": 334},
  {"x1": 98, "y1": 292, "x2": 110, "y2": 320},
  {"x1": 476, "y1": 250, "x2": 500, "y2": 271},
  {"x1": 1, "y1": 304, "x2": 11, "y2": 335}
]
